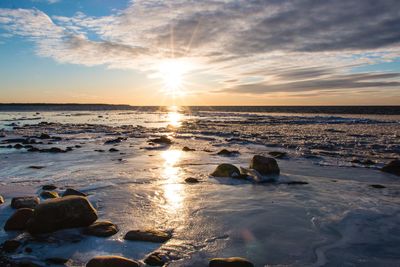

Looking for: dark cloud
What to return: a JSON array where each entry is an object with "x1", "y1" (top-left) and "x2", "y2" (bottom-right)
[{"x1": 221, "y1": 72, "x2": 400, "y2": 94}]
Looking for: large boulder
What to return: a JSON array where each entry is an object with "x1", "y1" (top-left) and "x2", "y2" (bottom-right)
[
  {"x1": 86, "y1": 256, "x2": 139, "y2": 267},
  {"x1": 249, "y1": 155, "x2": 280, "y2": 175},
  {"x1": 381, "y1": 160, "x2": 400, "y2": 176},
  {"x1": 209, "y1": 257, "x2": 254, "y2": 267},
  {"x1": 4, "y1": 208, "x2": 34, "y2": 231},
  {"x1": 211, "y1": 164, "x2": 241, "y2": 178},
  {"x1": 83, "y1": 221, "x2": 119, "y2": 237},
  {"x1": 11, "y1": 196, "x2": 40, "y2": 209},
  {"x1": 27, "y1": 196, "x2": 98, "y2": 235},
  {"x1": 124, "y1": 229, "x2": 171, "y2": 243}
]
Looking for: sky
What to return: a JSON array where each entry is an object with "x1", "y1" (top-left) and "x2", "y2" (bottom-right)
[{"x1": 0, "y1": 0, "x2": 399, "y2": 106}]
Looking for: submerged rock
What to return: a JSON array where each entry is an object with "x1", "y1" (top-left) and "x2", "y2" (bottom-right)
[
  {"x1": 2, "y1": 240, "x2": 21, "y2": 253},
  {"x1": 217, "y1": 149, "x2": 240, "y2": 156},
  {"x1": 4, "y1": 208, "x2": 34, "y2": 231},
  {"x1": 124, "y1": 229, "x2": 171, "y2": 243},
  {"x1": 211, "y1": 164, "x2": 241, "y2": 178},
  {"x1": 86, "y1": 256, "x2": 140, "y2": 267},
  {"x1": 83, "y1": 221, "x2": 119, "y2": 237},
  {"x1": 182, "y1": 146, "x2": 195, "y2": 152},
  {"x1": 209, "y1": 257, "x2": 254, "y2": 267},
  {"x1": 369, "y1": 184, "x2": 386, "y2": 189},
  {"x1": 185, "y1": 177, "x2": 199, "y2": 184},
  {"x1": 381, "y1": 160, "x2": 400, "y2": 176},
  {"x1": 62, "y1": 188, "x2": 87, "y2": 197},
  {"x1": 11, "y1": 196, "x2": 40, "y2": 209},
  {"x1": 40, "y1": 191, "x2": 59, "y2": 199},
  {"x1": 148, "y1": 136, "x2": 172, "y2": 145},
  {"x1": 250, "y1": 155, "x2": 280, "y2": 175},
  {"x1": 268, "y1": 151, "x2": 288, "y2": 159},
  {"x1": 27, "y1": 196, "x2": 98, "y2": 235}
]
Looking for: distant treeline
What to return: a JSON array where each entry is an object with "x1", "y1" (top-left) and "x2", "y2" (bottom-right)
[{"x1": 0, "y1": 104, "x2": 399, "y2": 115}]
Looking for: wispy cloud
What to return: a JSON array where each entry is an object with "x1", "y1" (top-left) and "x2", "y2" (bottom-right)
[{"x1": 0, "y1": 0, "x2": 399, "y2": 97}]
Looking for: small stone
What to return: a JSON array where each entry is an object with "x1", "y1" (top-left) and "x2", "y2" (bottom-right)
[
  {"x1": 28, "y1": 166, "x2": 45, "y2": 169},
  {"x1": 4, "y1": 208, "x2": 34, "y2": 231},
  {"x1": 381, "y1": 160, "x2": 400, "y2": 176},
  {"x1": 268, "y1": 151, "x2": 288, "y2": 159},
  {"x1": 285, "y1": 181, "x2": 309, "y2": 185},
  {"x1": 217, "y1": 149, "x2": 240, "y2": 156},
  {"x1": 209, "y1": 257, "x2": 254, "y2": 267},
  {"x1": 144, "y1": 252, "x2": 166, "y2": 266},
  {"x1": 40, "y1": 191, "x2": 59, "y2": 199},
  {"x1": 45, "y1": 258, "x2": 70, "y2": 265},
  {"x1": 95, "y1": 149, "x2": 105, "y2": 152},
  {"x1": 211, "y1": 164, "x2": 240, "y2": 178},
  {"x1": 42, "y1": 184, "x2": 57, "y2": 190},
  {"x1": 83, "y1": 221, "x2": 119, "y2": 237},
  {"x1": 109, "y1": 148, "x2": 119, "y2": 152},
  {"x1": 62, "y1": 188, "x2": 87, "y2": 197},
  {"x1": 39, "y1": 133, "x2": 51, "y2": 139},
  {"x1": 148, "y1": 136, "x2": 172, "y2": 145},
  {"x1": 250, "y1": 155, "x2": 280, "y2": 175},
  {"x1": 182, "y1": 146, "x2": 195, "y2": 152},
  {"x1": 369, "y1": 184, "x2": 386, "y2": 189},
  {"x1": 11, "y1": 196, "x2": 40, "y2": 209},
  {"x1": 86, "y1": 256, "x2": 140, "y2": 267},
  {"x1": 185, "y1": 177, "x2": 199, "y2": 184},
  {"x1": 14, "y1": 143, "x2": 23, "y2": 149},
  {"x1": 2, "y1": 240, "x2": 21, "y2": 253},
  {"x1": 124, "y1": 229, "x2": 171, "y2": 243}
]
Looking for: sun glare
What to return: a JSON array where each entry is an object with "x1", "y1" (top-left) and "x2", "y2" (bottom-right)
[{"x1": 155, "y1": 59, "x2": 192, "y2": 97}]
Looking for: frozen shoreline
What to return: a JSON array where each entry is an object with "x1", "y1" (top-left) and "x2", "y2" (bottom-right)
[{"x1": 0, "y1": 111, "x2": 399, "y2": 266}]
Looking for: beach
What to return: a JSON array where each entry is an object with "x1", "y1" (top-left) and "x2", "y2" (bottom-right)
[{"x1": 0, "y1": 106, "x2": 399, "y2": 266}]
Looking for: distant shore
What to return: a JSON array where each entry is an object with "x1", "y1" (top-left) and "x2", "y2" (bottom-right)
[{"x1": 0, "y1": 103, "x2": 400, "y2": 114}]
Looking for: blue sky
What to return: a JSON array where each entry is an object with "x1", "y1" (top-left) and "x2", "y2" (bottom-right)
[{"x1": 0, "y1": 0, "x2": 399, "y2": 105}]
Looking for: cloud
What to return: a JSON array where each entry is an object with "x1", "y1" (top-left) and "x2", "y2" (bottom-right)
[{"x1": 0, "y1": 0, "x2": 399, "y2": 96}]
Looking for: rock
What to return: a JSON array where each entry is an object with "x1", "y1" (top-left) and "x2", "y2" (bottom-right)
[
  {"x1": 209, "y1": 257, "x2": 254, "y2": 267},
  {"x1": 104, "y1": 137, "x2": 126, "y2": 145},
  {"x1": 28, "y1": 166, "x2": 45, "y2": 169},
  {"x1": 4, "y1": 208, "x2": 34, "y2": 231},
  {"x1": 148, "y1": 136, "x2": 172, "y2": 145},
  {"x1": 62, "y1": 188, "x2": 87, "y2": 197},
  {"x1": 381, "y1": 160, "x2": 400, "y2": 176},
  {"x1": 144, "y1": 252, "x2": 167, "y2": 266},
  {"x1": 45, "y1": 258, "x2": 70, "y2": 265},
  {"x1": 42, "y1": 184, "x2": 57, "y2": 190},
  {"x1": 86, "y1": 256, "x2": 140, "y2": 267},
  {"x1": 369, "y1": 184, "x2": 386, "y2": 189},
  {"x1": 3, "y1": 138, "x2": 27, "y2": 143},
  {"x1": 268, "y1": 151, "x2": 288, "y2": 159},
  {"x1": 14, "y1": 143, "x2": 23, "y2": 149},
  {"x1": 27, "y1": 196, "x2": 98, "y2": 235},
  {"x1": 124, "y1": 229, "x2": 171, "y2": 243},
  {"x1": 182, "y1": 146, "x2": 195, "y2": 152},
  {"x1": 95, "y1": 149, "x2": 105, "y2": 152},
  {"x1": 39, "y1": 133, "x2": 51, "y2": 139},
  {"x1": 0, "y1": 195, "x2": 4, "y2": 205},
  {"x1": 250, "y1": 155, "x2": 280, "y2": 175},
  {"x1": 109, "y1": 148, "x2": 119, "y2": 152},
  {"x1": 40, "y1": 147, "x2": 66, "y2": 153},
  {"x1": 185, "y1": 177, "x2": 199, "y2": 184},
  {"x1": 83, "y1": 221, "x2": 119, "y2": 237},
  {"x1": 40, "y1": 191, "x2": 59, "y2": 199},
  {"x1": 27, "y1": 147, "x2": 40, "y2": 152},
  {"x1": 211, "y1": 164, "x2": 240, "y2": 178},
  {"x1": 285, "y1": 181, "x2": 309, "y2": 185},
  {"x1": 217, "y1": 149, "x2": 240, "y2": 156},
  {"x1": 2, "y1": 240, "x2": 21, "y2": 253},
  {"x1": 11, "y1": 196, "x2": 40, "y2": 209}
]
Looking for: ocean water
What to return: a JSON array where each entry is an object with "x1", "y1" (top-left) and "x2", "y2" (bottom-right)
[{"x1": 0, "y1": 106, "x2": 399, "y2": 266}]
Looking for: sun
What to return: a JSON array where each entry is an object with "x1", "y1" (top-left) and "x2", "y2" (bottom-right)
[{"x1": 156, "y1": 59, "x2": 192, "y2": 97}]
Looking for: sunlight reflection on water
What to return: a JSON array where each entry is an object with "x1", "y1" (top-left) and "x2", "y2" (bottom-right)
[{"x1": 161, "y1": 149, "x2": 185, "y2": 212}]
